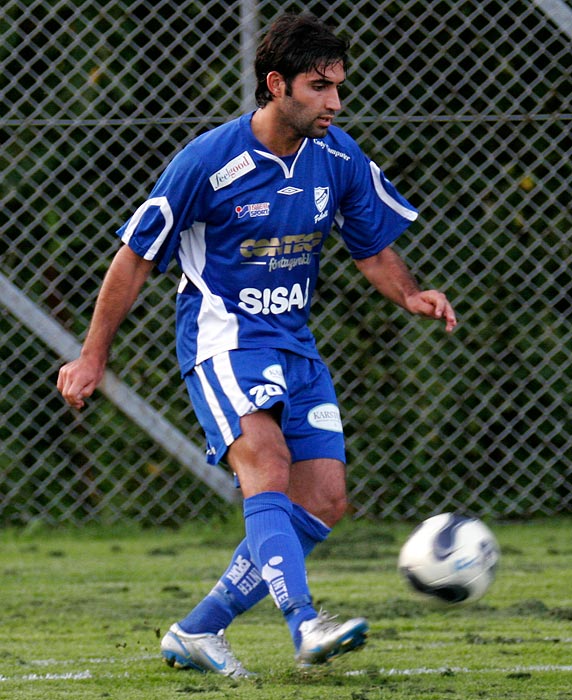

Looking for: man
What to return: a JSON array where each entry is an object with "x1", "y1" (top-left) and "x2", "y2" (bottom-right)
[{"x1": 58, "y1": 13, "x2": 456, "y2": 677}]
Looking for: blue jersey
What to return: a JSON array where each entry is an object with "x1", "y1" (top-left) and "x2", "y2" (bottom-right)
[{"x1": 117, "y1": 112, "x2": 418, "y2": 375}]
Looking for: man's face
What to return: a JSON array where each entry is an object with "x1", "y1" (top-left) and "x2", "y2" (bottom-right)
[{"x1": 277, "y1": 61, "x2": 345, "y2": 140}]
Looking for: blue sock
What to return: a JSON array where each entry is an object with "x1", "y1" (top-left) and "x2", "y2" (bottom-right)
[
  {"x1": 178, "y1": 537, "x2": 264, "y2": 634},
  {"x1": 243, "y1": 492, "x2": 317, "y2": 646},
  {"x1": 178, "y1": 500, "x2": 330, "y2": 636},
  {"x1": 291, "y1": 503, "x2": 331, "y2": 554}
]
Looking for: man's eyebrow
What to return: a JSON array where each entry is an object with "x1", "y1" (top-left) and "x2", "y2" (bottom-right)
[{"x1": 309, "y1": 77, "x2": 345, "y2": 86}]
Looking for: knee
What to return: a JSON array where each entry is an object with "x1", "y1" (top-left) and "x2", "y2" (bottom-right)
[
  {"x1": 288, "y1": 458, "x2": 348, "y2": 527},
  {"x1": 235, "y1": 447, "x2": 294, "y2": 496},
  {"x1": 321, "y1": 493, "x2": 348, "y2": 528},
  {"x1": 305, "y1": 492, "x2": 347, "y2": 529}
]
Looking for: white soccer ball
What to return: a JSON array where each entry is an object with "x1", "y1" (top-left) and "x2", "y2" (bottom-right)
[{"x1": 398, "y1": 513, "x2": 500, "y2": 604}]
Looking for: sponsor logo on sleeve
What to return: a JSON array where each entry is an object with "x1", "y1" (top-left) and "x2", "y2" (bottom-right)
[{"x1": 209, "y1": 151, "x2": 256, "y2": 191}]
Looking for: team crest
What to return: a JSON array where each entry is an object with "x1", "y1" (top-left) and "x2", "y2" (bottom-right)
[
  {"x1": 314, "y1": 186, "x2": 329, "y2": 213},
  {"x1": 314, "y1": 186, "x2": 329, "y2": 223}
]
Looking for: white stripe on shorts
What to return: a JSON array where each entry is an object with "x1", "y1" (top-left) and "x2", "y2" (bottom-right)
[
  {"x1": 212, "y1": 352, "x2": 256, "y2": 417},
  {"x1": 194, "y1": 364, "x2": 234, "y2": 446}
]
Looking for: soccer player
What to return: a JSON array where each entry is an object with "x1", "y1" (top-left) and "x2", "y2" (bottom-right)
[{"x1": 57, "y1": 13, "x2": 456, "y2": 677}]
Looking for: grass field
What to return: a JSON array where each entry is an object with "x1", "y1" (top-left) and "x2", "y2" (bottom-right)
[{"x1": 1, "y1": 515, "x2": 572, "y2": 699}]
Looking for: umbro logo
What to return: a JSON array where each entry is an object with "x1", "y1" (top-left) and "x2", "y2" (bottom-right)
[{"x1": 277, "y1": 186, "x2": 303, "y2": 195}]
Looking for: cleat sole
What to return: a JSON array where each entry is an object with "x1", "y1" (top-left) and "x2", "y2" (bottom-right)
[
  {"x1": 162, "y1": 651, "x2": 205, "y2": 672},
  {"x1": 297, "y1": 620, "x2": 369, "y2": 667}
]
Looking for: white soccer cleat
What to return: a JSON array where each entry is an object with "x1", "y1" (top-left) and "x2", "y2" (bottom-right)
[
  {"x1": 161, "y1": 623, "x2": 254, "y2": 678},
  {"x1": 295, "y1": 611, "x2": 369, "y2": 666}
]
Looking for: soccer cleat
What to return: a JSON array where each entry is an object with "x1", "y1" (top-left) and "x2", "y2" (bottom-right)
[
  {"x1": 295, "y1": 611, "x2": 369, "y2": 666},
  {"x1": 161, "y1": 623, "x2": 254, "y2": 678}
]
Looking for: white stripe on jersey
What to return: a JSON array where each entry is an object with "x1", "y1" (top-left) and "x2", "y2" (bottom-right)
[
  {"x1": 212, "y1": 352, "x2": 256, "y2": 417},
  {"x1": 195, "y1": 364, "x2": 235, "y2": 446},
  {"x1": 178, "y1": 222, "x2": 240, "y2": 364},
  {"x1": 121, "y1": 197, "x2": 174, "y2": 258},
  {"x1": 369, "y1": 162, "x2": 418, "y2": 221}
]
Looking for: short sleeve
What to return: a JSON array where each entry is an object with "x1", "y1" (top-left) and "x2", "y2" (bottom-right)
[
  {"x1": 336, "y1": 152, "x2": 418, "y2": 260},
  {"x1": 116, "y1": 145, "x2": 209, "y2": 273}
]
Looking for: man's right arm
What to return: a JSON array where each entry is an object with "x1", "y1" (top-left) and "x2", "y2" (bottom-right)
[{"x1": 57, "y1": 245, "x2": 155, "y2": 410}]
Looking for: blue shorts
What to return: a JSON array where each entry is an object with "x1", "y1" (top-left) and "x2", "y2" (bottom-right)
[{"x1": 184, "y1": 348, "x2": 346, "y2": 465}]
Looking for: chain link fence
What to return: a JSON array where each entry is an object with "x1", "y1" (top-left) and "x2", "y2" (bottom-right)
[{"x1": 1, "y1": 0, "x2": 571, "y2": 526}]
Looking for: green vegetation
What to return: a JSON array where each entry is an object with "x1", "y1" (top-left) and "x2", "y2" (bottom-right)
[{"x1": 1, "y1": 517, "x2": 572, "y2": 699}]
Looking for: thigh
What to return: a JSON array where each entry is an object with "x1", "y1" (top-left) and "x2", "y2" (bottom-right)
[
  {"x1": 227, "y1": 410, "x2": 292, "y2": 498},
  {"x1": 288, "y1": 458, "x2": 347, "y2": 527}
]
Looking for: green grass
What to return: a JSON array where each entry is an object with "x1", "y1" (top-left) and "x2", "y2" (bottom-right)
[{"x1": 1, "y1": 516, "x2": 572, "y2": 699}]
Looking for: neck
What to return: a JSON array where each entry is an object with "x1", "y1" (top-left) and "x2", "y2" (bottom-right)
[{"x1": 250, "y1": 107, "x2": 303, "y2": 157}]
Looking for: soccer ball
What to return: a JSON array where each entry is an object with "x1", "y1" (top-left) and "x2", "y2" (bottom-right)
[{"x1": 398, "y1": 513, "x2": 500, "y2": 604}]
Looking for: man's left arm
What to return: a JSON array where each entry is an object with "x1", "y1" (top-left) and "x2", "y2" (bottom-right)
[{"x1": 354, "y1": 246, "x2": 457, "y2": 333}]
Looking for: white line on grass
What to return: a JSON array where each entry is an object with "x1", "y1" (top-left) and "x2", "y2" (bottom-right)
[
  {"x1": 25, "y1": 653, "x2": 158, "y2": 667},
  {"x1": 0, "y1": 654, "x2": 158, "y2": 683},
  {"x1": 0, "y1": 670, "x2": 134, "y2": 683},
  {"x1": 346, "y1": 665, "x2": 572, "y2": 677},
  {"x1": 3, "y1": 656, "x2": 572, "y2": 684},
  {"x1": 4, "y1": 665, "x2": 572, "y2": 684},
  {"x1": 0, "y1": 671, "x2": 93, "y2": 682}
]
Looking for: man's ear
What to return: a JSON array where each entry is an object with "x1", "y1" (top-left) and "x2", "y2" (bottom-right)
[{"x1": 266, "y1": 71, "x2": 285, "y2": 98}]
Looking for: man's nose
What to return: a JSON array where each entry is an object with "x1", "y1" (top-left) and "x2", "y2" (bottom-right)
[{"x1": 326, "y1": 88, "x2": 341, "y2": 111}]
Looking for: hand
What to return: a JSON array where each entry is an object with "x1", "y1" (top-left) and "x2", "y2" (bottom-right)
[
  {"x1": 405, "y1": 289, "x2": 457, "y2": 333},
  {"x1": 57, "y1": 357, "x2": 105, "y2": 410}
]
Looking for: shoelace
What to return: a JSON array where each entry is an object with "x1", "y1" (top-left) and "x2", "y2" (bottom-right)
[
  {"x1": 213, "y1": 631, "x2": 245, "y2": 669},
  {"x1": 313, "y1": 610, "x2": 340, "y2": 632}
]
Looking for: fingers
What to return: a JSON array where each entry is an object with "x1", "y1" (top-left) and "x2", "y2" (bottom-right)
[
  {"x1": 57, "y1": 367, "x2": 84, "y2": 409},
  {"x1": 443, "y1": 304, "x2": 457, "y2": 333},
  {"x1": 57, "y1": 360, "x2": 98, "y2": 410},
  {"x1": 432, "y1": 296, "x2": 457, "y2": 333},
  {"x1": 416, "y1": 290, "x2": 457, "y2": 333}
]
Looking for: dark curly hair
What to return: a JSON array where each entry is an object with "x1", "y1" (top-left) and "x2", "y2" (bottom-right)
[{"x1": 255, "y1": 13, "x2": 349, "y2": 108}]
